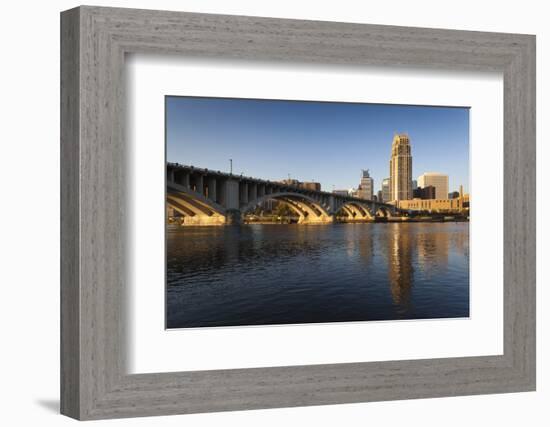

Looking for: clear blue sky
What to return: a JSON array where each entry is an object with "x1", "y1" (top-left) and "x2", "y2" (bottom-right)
[{"x1": 166, "y1": 96, "x2": 469, "y2": 194}]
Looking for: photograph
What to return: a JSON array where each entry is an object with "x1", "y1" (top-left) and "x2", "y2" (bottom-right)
[{"x1": 165, "y1": 96, "x2": 470, "y2": 329}]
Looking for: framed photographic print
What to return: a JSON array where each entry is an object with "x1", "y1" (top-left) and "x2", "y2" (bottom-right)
[{"x1": 61, "y1": 6, "x2": 536, "y2": 420}]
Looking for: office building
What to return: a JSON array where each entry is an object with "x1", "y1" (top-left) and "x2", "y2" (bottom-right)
[
  {"x1": 417, "y1": 172, "x2": 449, "y2": 200},
  {"x1": 389, "y1": 134, "x2": 413, "y2": 201},
  {"x1": 399, "y1": 185, "x2": 468, "y2": 213},
  {"x1": 398, "y1": 197, "x2": 466, "y2": 213},
  {"x1": 381, "y1": 178, "x2": 391, "y2": 203},
  {"x1": 356, "y1": 169, "x2": 374, "y2": 200}
]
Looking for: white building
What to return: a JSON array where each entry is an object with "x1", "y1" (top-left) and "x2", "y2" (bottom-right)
[{"x1": 417, "y1": 172, "x2": 449, "y2": 200}]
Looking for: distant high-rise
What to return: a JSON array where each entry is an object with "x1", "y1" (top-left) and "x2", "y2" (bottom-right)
[
  {"x1": 389, "y1": 134, "x2": 413, "y2": 201},
  {"x1": 381, "y1": 178, "x2": 391, "y2": 203},
  {"x1": 357, "y1": 169, "x2": 374, "y2": 200},
  {"x1": 418, "y1": 172, "x2": 449, "y2": 200}
]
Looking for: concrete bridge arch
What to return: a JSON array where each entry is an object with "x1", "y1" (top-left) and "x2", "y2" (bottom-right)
[
  {"x1": 336, "y1": 202, "x2": 375, "y2": 221},
  {"x1": 242, "y1": 192, "x2": 333, "y2": 224},
  {"x1": 167, "y1": 182, "x2": 227, "y2": 225}
]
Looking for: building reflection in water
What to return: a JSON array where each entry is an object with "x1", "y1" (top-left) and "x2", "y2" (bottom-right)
[
  {"x1": 357, "y1": 227, "x2": 374, "y2": 269},
  {"x1": 386, "y1": 223, "x2": 415, "y2": 315},
  {"x1": 416, "y1": 225, "x2": 449, "y2": 276},
  {"x1": 167, "y1": 222, "x2": 469, "y2": 328},
  {"x1": 382, "y1": 223, "x2": 462, "y2": 316}
]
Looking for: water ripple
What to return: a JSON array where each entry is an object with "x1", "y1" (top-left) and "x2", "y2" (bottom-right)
[{"x1": 167, "y1": 222, "x2": 470, "y2": 328}]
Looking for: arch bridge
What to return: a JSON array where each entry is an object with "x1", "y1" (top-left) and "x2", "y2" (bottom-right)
[{"x1": 167, "y1": 163, "x2": 404, "y2": 225}]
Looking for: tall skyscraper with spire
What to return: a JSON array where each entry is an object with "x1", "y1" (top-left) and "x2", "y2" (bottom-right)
[{"x1": 389, "y1": 133, "x2": 413, "y2": 201}]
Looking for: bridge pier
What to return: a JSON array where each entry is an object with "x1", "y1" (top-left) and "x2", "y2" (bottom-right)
[
  {"x1": 181, "y1": 214, "x2": 226, "y2": 226},
  {"x1": 194, "y1": 174, "x2": 204, "y2": 195},
  {"x1": 207, "y1": 177, "x2": 217, "y2": 202},
  {"x1": 225, "y1": 209, "x2": 242, "y2": 225},
  {"x1": 299, "y1": 215, "x2": 335, "y2": 224}
]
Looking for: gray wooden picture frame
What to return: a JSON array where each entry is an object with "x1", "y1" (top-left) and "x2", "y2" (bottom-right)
[{"x1": 60, "y1": 5, "x2": 536, "y2": 420}]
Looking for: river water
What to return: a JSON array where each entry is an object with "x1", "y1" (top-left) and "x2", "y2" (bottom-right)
[{"x1": 166, "y1": 222, "x2": 469, "y2": 328}]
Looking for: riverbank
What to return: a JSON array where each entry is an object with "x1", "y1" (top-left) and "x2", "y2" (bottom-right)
[{"x1": 244, "y1": 215, "x2": 469, "y2": 225}]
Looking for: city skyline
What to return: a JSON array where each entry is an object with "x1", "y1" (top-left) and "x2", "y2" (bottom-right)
[
  {"x1": 166, "y1": 96, "x2": 470, "y2": 194},
  {"x1": 166, "y1": 96, "x2": 470, "y2": 329}
]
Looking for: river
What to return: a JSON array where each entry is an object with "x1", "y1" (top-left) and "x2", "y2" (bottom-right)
[{"x1": 166, "y1": 222, "x2": 469, "y2": 328}]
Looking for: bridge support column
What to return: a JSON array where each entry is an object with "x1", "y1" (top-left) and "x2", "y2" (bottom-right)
[
  {"x1": 328, "y1": 195, "x2": 337, "y2": 215},
  {"x1": 174, "y1": 170, "x2": 190, "y2": 188},
  {"x1": 258, "y1": 183, "x2": 265, "y2": 198},
  {"x1": 239, "y1": 182, "x2": 248, "y2": 206},
  {"x1": 207, "y1": 177, "x2": 217, "y2": 202},
  {"x1": 195, "y1": 175, "x2": 204, "y2": 196},
  {"x1": 182, "y1": 172, "x2": 190, "y2": 188},
  {"x1": 248, "y1": 183, "x2": 257, "y2": 204},
  {"x1": 225, "y1": 209, "x2": 242, "y2": 225},
  {"x1": 223, "y1": 179, "x2": 240, "y2": 210}
]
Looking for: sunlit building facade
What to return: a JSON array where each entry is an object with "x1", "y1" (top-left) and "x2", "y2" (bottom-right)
[
  {"x1": 389, "y1": 134, "x2": 413, "y2": 201},
  {"x1": 356, "y1": 169, "x2": 374, "y2": 200},
  {"x1": 381, "y1": 178, "x2": 391, "y2": 203},
  {"x1": 398, "y1": 186, "x2": 468, "y2": 213},
  {"x1": 417, "y1": 172, "x2": 449, "y2": 200}
]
